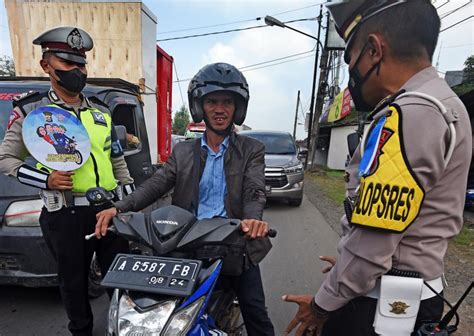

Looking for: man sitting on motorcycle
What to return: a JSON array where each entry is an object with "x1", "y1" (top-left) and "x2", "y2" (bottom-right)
[{"x1": 96, "y1": 62, "x2": 275, "y2": 336}]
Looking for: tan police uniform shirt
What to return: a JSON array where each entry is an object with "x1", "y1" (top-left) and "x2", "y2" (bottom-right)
[
  {"x1": 314, "y1": 66, "x2": 472, "y2": 311},
  {"x1": 0, "y1": 89, "x2": 133, "y2": 188}
]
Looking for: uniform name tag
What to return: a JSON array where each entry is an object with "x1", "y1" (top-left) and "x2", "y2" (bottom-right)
[
  {"x1": 91, "y1": 111, "x2": 107, "y2": 126},
  {"x1": 352, "y1": 106, "x2": 424, "y2": 233}
]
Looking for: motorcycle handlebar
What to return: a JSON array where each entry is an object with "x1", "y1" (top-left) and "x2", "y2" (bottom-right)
[
  {"x1": 86, "y1": 225, "x2": 277, "y2": 241},
  {"x1": 268, "y1": 228, "x2": 277, "y2": 238}
]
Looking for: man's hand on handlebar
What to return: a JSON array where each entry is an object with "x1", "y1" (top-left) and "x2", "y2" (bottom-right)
[
  {"x1": 95, "y1": 207, "x2": 117, "y2": 238},
  {"x1": 240, "y1": 219, "x2": 269, "y2": 239}
]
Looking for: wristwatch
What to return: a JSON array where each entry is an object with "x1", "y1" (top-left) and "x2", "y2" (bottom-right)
[{"x1": 310, "y1": 298, "x2": 329, "y2": 318}]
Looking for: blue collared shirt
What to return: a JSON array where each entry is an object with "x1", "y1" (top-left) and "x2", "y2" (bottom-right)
[{"x1": 197, "y1": 136, "x2": 229, "y2": 220}]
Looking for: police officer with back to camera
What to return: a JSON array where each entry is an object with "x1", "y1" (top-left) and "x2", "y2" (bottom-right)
[
  {"x1": 282, "y1": 1, "x2": 471, "y2": 335},
  {"x1": 0, "y1": 26, "x2": 135, "y2": 335}
]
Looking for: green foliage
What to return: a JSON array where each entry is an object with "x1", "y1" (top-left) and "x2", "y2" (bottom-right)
[
  {"x1": 172, "y1": 105, "x2": 191, "y2": 135},
  {"x1": 0, "y1": 55, "x2": 15, "y2": 76},
  {"x1": 453, "y1": 224, "x2": 474, "y2": 247},
  {"x1": 452, "y1": 55, "x2": 474, "y2": 96},
  {"x1": 464, "y1": 55, "x2": 474, "y2": 82}
]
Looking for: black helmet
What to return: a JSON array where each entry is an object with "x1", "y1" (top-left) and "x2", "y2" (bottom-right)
[{"x1": 187, "y1": 63, "x2": 249, "y2": 125}]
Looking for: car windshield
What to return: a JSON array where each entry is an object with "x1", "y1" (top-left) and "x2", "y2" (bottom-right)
[{"x1": 244, "y1": 133, "x2": 296, "y2": 155}]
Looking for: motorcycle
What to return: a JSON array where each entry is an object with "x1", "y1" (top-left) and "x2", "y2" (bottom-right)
[{"x1": 85, "y1": 187, "x2": 276, "y2": 336}]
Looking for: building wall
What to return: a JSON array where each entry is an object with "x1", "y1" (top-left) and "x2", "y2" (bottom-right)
[{"x1": 327, "y1": 125, "x2": 359, "y2": 170}]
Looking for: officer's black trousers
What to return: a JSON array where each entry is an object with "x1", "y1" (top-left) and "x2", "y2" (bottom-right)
[
  {"x1": 218, "y1": 265, "x2": 275, "y2": 336},
  {"x1": 39, "y1": 206, "x2": 128, "y2": 336},
  {"x1": 321, "y1": 294, "x2": 444, "y2": 336}
]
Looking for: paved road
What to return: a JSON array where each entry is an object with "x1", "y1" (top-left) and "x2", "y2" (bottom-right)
[
  {"x1": 0, "y1": 196, "x2": 340, "y2": 335},
  {"x1": 261, "y1": 197, "x2": 340, "y2": 334}
]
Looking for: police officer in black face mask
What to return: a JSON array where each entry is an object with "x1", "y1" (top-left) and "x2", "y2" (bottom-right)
[
  {"x1": 0, "y1": 26, "x2": 134, "y2": 336},
  {"x1": 283, "y1": 1, "x2": 471, "y2": 336},
  {"x1": 34, "y1": 26, "x2": 91, "y2": 96}
]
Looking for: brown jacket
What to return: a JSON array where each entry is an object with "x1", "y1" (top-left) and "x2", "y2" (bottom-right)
[{"x1": 115, "y1": 132, "x2": 272, "y2": 266}]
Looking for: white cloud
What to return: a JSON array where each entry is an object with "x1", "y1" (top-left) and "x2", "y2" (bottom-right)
[{"x1": 196, "y1": 22, "x2": 316, "y2": 137}]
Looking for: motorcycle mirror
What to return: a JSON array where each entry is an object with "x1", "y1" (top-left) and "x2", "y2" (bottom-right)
[{"x1": 347, "y1": 132, "x2": 360, "y2": 158}]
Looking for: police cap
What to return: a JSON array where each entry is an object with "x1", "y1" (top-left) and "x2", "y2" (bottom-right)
[
  {"x1": 326, "y1": 1, "x2": 407, "y2": 50},
  {"x1": 33, "y1": 26, "x2": 93, "y2": 65}
]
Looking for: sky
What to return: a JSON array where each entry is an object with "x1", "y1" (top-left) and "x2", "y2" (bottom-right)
[{"x1": 0, "y1": 0, "x2": 473, "y2": 140}]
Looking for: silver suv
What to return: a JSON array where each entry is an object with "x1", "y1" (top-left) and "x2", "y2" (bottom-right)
[{"x1": 240, "y1": 131, "x2": 304, "y2": 206}]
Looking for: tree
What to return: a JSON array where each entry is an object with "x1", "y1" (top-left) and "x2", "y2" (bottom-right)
[
  {"x1": 172, "y1": 105, "x2": 190, "y2": 135},
  {"x1": 0, "y1": 55, "x2": 15, "y2": 76},
  {"x1": 464, "y1": 55, "x2": 474, "y2": 82},
  {"x1": 452, "y1": 55, "x2": 474, "y2": 96}
]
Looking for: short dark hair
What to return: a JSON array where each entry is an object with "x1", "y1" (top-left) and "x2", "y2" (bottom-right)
[
  {"x1": 353, "y1": 0, "x2": 440, "y2": 62},
  {"x1": 42, "y1": 51, "x2": 54, "y2": 60},
  {"x1": 36, "y1": 126, "x2": 45, "y2": 137}
]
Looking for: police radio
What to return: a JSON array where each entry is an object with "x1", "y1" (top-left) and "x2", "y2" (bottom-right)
[{"x1": 417, "y1": 281, "x2": 473, "y2": 335}]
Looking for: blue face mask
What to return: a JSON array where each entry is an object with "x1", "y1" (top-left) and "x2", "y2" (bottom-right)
[{"x1": 348, "y1": 42, "x2": 382, "y2": 112}]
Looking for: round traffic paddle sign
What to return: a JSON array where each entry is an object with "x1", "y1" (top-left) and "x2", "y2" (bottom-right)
[{"x1": 22, "y1": 106, "x2": 91, "y2": 171}]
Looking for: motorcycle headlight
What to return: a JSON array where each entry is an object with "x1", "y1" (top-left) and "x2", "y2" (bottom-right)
[
  {"x1": 163, "y1": 297, "x2": 205, "y2": 335},
  {"x1": 4, "y1": 199, "x2": 43, "y2": 226},
  {"x1": 284, "y1": 163, "x2": 303, "y2": 174},
  {"x1": 117, "y1": 293, "x2": 176, "y2": 336}
]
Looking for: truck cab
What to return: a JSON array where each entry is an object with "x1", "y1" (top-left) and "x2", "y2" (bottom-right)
[{"x1": 0, "y1": 77, "x2": 156, "y2": 286}]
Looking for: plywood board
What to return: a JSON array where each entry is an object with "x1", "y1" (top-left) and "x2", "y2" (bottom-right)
[{"x1": 5, "y1": 0, "x2": 146, "y2": 84}]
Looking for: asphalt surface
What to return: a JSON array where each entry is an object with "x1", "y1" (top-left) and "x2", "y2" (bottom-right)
[{"x1": 0, "y1": 196, "x2": 340, "y2": 336}]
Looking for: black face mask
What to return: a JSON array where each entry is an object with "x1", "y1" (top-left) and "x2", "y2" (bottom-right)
[
  {"x1": 50, "y1": 66, "x2": 87, "y2": 94},
  {"x1": 348, "y1": 42, "x2": 382, "y2": 112}
]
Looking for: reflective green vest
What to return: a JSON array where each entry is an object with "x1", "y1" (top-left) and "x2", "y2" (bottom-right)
[{"x1": 37, "y1": 104, "x2": 117, "y2": 193}]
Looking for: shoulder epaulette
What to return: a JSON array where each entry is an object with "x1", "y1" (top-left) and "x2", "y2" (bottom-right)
[
  {"x1": 88, "y1": 96, "x2": 110, "y2": 109},
  {"x1": 12, "y1": 91, "x2": 40, "y2": 105},
  {"x1": 12, "y1": 91, "x2": 48, "y2": 117},
  {"x1": 369, "y1": 89, "x2": 406, "y2": 119}
]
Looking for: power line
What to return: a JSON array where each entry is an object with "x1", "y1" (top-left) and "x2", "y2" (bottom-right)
[
  {"x1": 158, "y1": 18, "x2": 259, "y2": 35},
  {"x1": 173, "y1": 63, "x2": 186, "y2": 108},
  {"x1": 157, "y1": 1, "x2": 327, "y2": 35},
  {"x1": 157, "y1": 17, "x2": 316, "y2": 42},
  {"x1": 242, "y1": 54, "x2": 314, "y2": 73},
  {"x1": 436, "y1": 1, "x2": 450, "y2": 10},
  {"x1": 173, "y1": 48, "x2": 317, "y2": 83},
  {"x1": 440, "y1": 1, "x2": 472, "y2": 20},
  {"x1": 441, "y1": 15, "x2": 474, "y2": 32},
  {"x1": 239, "y1": 46, "x2": 316, "y2": 70},
  {"x1": 272, "y1": 2, "x2": 327, "y2": 16},
  {"x1": 443, "y1": 43, "x2": 474, "y2": 48},
  {"x1": 158, "y1": 24, "x2": 266, "y2": 42}
]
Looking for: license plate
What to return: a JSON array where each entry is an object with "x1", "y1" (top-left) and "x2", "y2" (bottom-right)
[
  {"x1": 101, "y1": 254, "x2": 201, "y2": 296},
  {"x1": 265, "y1": 185, "x2": 272, "y2": 193}
]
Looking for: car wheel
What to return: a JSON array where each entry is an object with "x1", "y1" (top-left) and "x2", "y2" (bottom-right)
[
  {"x1": 288, "y1": 197, "x2": 302, "y2": 207},
  {"x1": 88, "y1": 253, "x2": 106, "y2": 298}
]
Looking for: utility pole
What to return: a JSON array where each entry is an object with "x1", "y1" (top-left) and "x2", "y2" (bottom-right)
[
  {"x1": 334, "y1": 51, "x2": 342, "y2": 92},
  {"x1": 309, "y1": 13, "x2": 331, "y2": 171},
  {"x1": 293, "y1": 90, "x2": 300, "y2": 139},
  {"x1": 305, "y1": 4, "x2": 323, "y2": 168}
]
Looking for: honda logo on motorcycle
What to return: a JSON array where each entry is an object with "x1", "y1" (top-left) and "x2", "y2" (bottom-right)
[{"x1": 156, "y1": 220, "x2": 179, "y2": 226}]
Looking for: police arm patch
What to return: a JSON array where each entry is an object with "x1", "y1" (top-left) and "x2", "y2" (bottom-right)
[
  {"x1": 351, "y1": 105, "x2": 425, "y2": 233},
  {"x1": 7, "y1": 110, "x2": 21, "y2": 130}
]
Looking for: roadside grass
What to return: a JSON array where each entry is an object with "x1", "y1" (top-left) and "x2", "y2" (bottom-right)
[
  {"x1": 454, "y1": 224, "x2": 474, "y2": 248},
  {"x1": 308, "y1": 165, "x2": 473, "y2": 249},
  {"x1": 307, "y1": 166, "x2": 345, "y2": 204}
]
